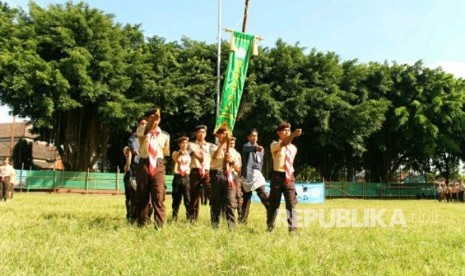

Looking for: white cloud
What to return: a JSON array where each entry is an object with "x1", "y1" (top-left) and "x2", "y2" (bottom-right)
[{"x1": 427, "y1": 61, "x2": 465, "y2": 79}]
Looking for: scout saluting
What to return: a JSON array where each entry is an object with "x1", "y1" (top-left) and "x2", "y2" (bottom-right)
[
  {"x1": 135, "y1": 107, "x2": 170, "y2": 229},
  {"x1": 267, "y1": 122, "x2": 302, "y2": 232}
]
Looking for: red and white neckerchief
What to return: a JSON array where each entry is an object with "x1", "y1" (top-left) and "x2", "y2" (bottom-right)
[
  {"x1": 284, "y1": 146, "x2": 294, "y2": 184},
  {"x1": 226, "y1": 149, "x2": 235, "y2": 188},
  {"x1": 198, "y1": 142, "x2": 206, "y2": 178},
  {"x1": 177, "y1": 151, "x2": 190, "y2": 176},
  {"x1": 148, "y1": 127, "x2": 161, "y2": 176},
  {"x1": 227, "y1": 168, "x2": 235, "y2": 188}
]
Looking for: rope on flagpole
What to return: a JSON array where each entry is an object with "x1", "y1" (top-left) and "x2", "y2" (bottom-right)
[{"x1": 224, "y1": 28, "x2": 263, "y2": 41}]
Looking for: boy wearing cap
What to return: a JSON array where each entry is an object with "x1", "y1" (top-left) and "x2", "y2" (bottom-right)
[
  {"x1": 267, "y1": 122, "x2": 302, "y2": 232},
  {"x1": 210, "y1": 128, "x2": 237, "y2": 229},
  {"x1": 171, "y1": 136, "x2": 191, "y2": 221},
  {"x1": 135, "y1": 107, "x2": 170, "y2": 229},
  {"x1": 188, "y1": 125, "x2": 214, "y2": 222}
]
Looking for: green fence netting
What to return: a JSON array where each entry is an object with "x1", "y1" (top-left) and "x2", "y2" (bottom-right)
[
  {"x1": 325, "y1": 182, "x2": 435, "y2": 199},
  {"x1": 16, "y1": 170, "x2": 435, "y2": 198},
  {"x1": 19, "y1": 170, "x2": 174, "y2": 193}
]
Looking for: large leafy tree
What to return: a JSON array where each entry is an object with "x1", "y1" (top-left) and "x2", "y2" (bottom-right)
[
  {"x1": 147, "y1": 37, "x2": 220, "y2": 138},
  {"x1": 0, "y1": 2, "x2": 150, "y2": 170},
  {"x1": 242, "y1": 41, "x2": 388, "y2": 180},
  {"x1": 0, "y1": 2, "x2": 16, "y2": 51},
  {"x1": 3, "y1": 1, "x2": 465, "y2": 182},
  {"x1": 427, "y1": 69, "x2": 465, "y2": 184},
  {"x1": 364, "y1": 62, "x2": 465, "y2": 183}
]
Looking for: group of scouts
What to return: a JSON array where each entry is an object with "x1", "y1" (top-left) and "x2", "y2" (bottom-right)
[
  {"x1": 123, "y1": 107, "x2": 302, "y2": 232},
  {"x1": 437, "y1": 182, "x2": 465, "y2": 203}
]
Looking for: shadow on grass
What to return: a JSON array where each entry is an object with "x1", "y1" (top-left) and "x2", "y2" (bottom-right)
[
  {"x1": 41, "y1": 212, "x2": 78, "y2": 220},
  {"x1": 40, "y1": 211, "x2": 124, "y2": 231}
]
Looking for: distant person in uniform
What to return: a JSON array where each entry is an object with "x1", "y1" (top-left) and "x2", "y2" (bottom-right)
[
  {"x1": 0, "y1": 157, "x2": 16, "y2": 202},
  {"x1": 135, "y1": 107, "x2": 170, "y2": 229},
  {"x1": 210, "y1": 127, "x2": 237, "y2": 229},
  {"x1": 171, "y1": 136, "x2": 191, "y2": 221},
  {"x1": 188, "y1": 125, "x2": 214, "y2": 222},
  {"x1": 451, "y1": 184, "x2": 458, "y2": 202},
  {"x1": 239, "y1": 128, "x2": 269, "y2": 224},
  {"x1": 267, "y1": 122, "x2": 302, "y2": 233},
  {"x1": 436, "y1": 183, "x2": 443, "y2": 202}
]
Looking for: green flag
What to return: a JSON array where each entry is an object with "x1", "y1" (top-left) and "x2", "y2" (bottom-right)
[{"x1": 214, "y1": 31, "x2": 255, "y2": 134}]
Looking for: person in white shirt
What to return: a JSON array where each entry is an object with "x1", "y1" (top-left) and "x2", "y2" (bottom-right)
[
  {"x1": 0, "y1": 157, "x2": 16, "y2": 202},
  {"x1": 239, "y1": 129, "x2": 269, "y2": 224}
]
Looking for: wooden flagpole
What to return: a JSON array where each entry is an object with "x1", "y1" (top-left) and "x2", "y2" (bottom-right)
[{"x1": 242, "y1": 0, "x2": 250, "y2": 32}]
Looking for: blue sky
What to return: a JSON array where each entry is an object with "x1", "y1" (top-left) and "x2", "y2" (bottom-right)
[{"x1": 2, "y1": 0, "x2": 465, "y2": 122}]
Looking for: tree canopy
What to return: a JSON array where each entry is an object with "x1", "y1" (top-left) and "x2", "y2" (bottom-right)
[{"x1": 1, "y1": 1, "x2": 465, "y2": 184}]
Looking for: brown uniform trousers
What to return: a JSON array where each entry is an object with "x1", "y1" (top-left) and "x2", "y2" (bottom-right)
[
  {"x1": 136, "y1": 158, "x2": 166, "y2": 229},
  {"x1": 266, "y1": 171, "x2": 297, "y2": 232},
  {"x1": 210, "y1": 169, "x2": 236, "y2": 228},
  {"x1": 189, "y1": 169, "x2": 211, "y2": 222},
  {"x1": 235, "y1": 176, "x2": 243, "y2": 218}
]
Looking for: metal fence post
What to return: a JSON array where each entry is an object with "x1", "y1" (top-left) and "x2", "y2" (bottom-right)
[
  {"x1": 116, "y1": 166, "x2": 120, "y2": 194},
  {"x1": 27, "y1": 165, "x2": 32, "y2": 193},
  {"x1": 53, "y1": 167, "x2": 56, "y2": 193},
  {"x1": 85, "y1": 168, "x2": 89, "y2": 194},
  {"x1": 20, "y1": 162, "x2": 24, "y2": 193}
]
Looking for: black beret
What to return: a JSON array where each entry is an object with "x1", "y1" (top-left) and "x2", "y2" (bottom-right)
[
  {"x1": 194, "y1": 125, "x2": 207, "y2": 132},
  {"x1": 144, "y1": 107, "x2": 160, "y2": 118},
  {"x1": 177, "y1": 136, "x2": 189, "y2": 144}
]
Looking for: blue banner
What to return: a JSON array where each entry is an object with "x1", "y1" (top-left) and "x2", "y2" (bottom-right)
[{"x1": 251, "y1": 182, "x2": 325, "y2": 204}]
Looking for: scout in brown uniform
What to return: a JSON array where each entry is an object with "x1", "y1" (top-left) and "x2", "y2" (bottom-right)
[
  {"x1": 171, "y1": 136, "x2": 191, "y2": 221},
  {"x1": 267, "y1": 122, "x2": 302, "y2": 232},
  {"x1": 188, "y1": 125, "x2": 214, "y2": 222},
  {"x1": 135, "y1": 107, "x2": 170, "y2": 229},
  {"x1": 210, "y1": 127, "x2": 237, "y2": 228}
]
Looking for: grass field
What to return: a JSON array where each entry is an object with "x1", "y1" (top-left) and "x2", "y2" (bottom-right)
[{"x1": 1, "y1": 193, "x2": 464, "y2": 275}]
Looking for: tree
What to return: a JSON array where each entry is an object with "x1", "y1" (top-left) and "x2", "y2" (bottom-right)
[
  {"x1": 364, "y1": 62, "x2": 465, "y2": 183},
  {"x1": 0, "y1": 2, "x2": 150, "y2": 171}
]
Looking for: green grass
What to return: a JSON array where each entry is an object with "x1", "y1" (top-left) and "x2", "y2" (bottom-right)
[{"x1": 1, "y1": 193, "x2": 464, "y2": 275}]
